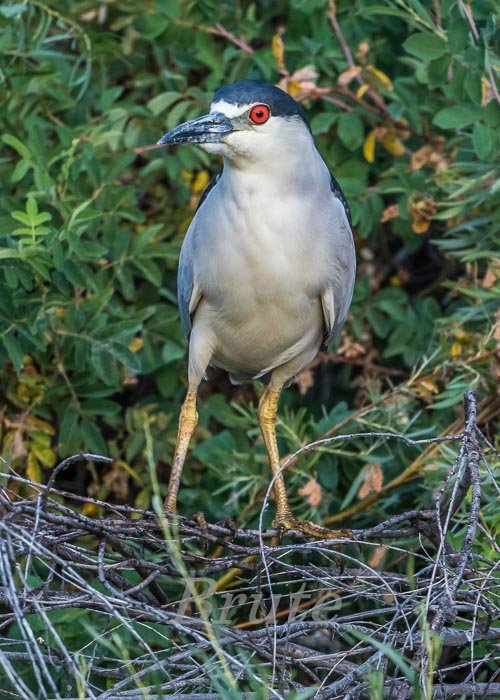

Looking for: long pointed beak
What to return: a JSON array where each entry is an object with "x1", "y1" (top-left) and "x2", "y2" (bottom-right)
[{"x1": 157, "y1": 112, "x2": 234, "y2": 146}]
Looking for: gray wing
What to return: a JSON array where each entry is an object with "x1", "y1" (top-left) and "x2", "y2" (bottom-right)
[
  {"x1": 177, "y1": 174, "x2": 220, "y2": 336},
  {"x1": 321, "y1": 174, "x2": 356, "y2": 347}
]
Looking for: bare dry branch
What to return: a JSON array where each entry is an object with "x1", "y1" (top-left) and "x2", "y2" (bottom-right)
[{"x1": 0, "y1": 392, "x2": 497, "y2": 698}]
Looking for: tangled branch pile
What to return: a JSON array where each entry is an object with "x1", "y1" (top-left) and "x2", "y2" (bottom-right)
[{"x1": 0, "y1": 393, "x2": 498, "y2": 699}]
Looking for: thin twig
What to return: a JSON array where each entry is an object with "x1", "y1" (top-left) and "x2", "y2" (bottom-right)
[
  {"x1": 0, "y1": 393, "x2": 496, "y2": 698},
  {"x1": 213, "y1": 23, "x2": 254, "y2": 53}
]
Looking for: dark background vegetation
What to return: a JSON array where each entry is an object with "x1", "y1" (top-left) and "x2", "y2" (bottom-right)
[
  {"x1": 0, "y1": 0, "x2": 497, "y2": 524},
  {"x1": 0, "y1": 0, "x2": 498, "y2": 696}
]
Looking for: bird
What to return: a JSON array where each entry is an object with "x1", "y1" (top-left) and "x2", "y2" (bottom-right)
[{"x1": 157, "y1": 80, "x2": 356, "y2": 538}]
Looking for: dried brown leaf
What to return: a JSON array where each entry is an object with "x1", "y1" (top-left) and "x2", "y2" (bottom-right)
[
  {"x1": 358, "y1": 463, "x2": 383, "y2": 500},
  {"x1": 272, "y1": 33, "x2": 286, "y2": 71},
  {"x1": 380, "y1": 203, "x2": 400, "y2": 223},
  {"x1": 411, "y1": 143, "x2": 448, "y2": 172},
  {"x1": 481, "y1": 76, "x2": 494, "y2": 106},
  {"x1": 356, "y1": 41, "x2": 370, "y2": 63},
  {"x1": 337, "y1": 336, "x2": 366, "y2": 359},
  {"x1": 494, "y1": 310, "x2": 500, "y2": 343},
  {"x1": 337, "y1": 65, "x2": 362, "y2": 86},
  {"x1": 482, "y1": 267, "x2": 497, "y2": 289},
  {"x1": 278, "y1": 66, "x2": 329, "y2": 101},
  {"x1": 411, "y1": 145, "x2": 433, "y2": 171},
  {"x1": 409, "y1": 197, "x2": 436, "y2": 234},
  {"x1": 103, "y1": 463, "x2": 129, "y2": 500},
  {"x1": 298, "y1": 478, "x2": 322, "y2": 507},
  {"x1": 369, "y1": 545, "x2": 386, "y2": 568},
  {"x1": 12, "y1": 430, "x2": 27, "y2": 461},
  {"x1": 295, "y1": 367, "x2": 314, "y2": 395}
]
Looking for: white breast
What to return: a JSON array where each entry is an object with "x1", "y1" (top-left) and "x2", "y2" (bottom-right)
[{"x1": 188, "y1": 141, "x2": 339, "y2": 381}]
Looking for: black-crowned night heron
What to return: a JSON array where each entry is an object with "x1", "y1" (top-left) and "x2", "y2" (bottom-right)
[{"x1": 158, "y1": 80, "x2": 355, "y2": 538}]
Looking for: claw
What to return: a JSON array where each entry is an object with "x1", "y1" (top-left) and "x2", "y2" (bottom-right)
[
  {"x1": 272, "y1": 522, "x2": 286, "y2": 546},
  {"x1": 218, "y1": 517, "x2": 239, "y2": 540},
  {"x1": 194, "y1": 511, "x2": 210, "y2": 555}
]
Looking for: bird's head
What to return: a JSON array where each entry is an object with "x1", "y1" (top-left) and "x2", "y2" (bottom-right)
[{"x1": 157, "y1": 80, "x2": 313, "y2": 166}]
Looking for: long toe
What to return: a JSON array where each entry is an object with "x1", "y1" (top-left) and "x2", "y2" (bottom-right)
[
  {"x1": 194, "y1": 511, "x2": 210, "y2": 555},
  {"x1": 273, "y1": 516, "x2": 351, "y2": 540}
]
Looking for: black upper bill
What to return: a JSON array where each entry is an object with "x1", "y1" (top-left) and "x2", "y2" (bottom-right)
[{"x1": 157, "y1": 111, "x2": 233, "y2": 146}]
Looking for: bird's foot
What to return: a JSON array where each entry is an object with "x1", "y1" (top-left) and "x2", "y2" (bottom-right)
[
  {"x1": 194, "y1": 511, "x2": 210, "y2": 555},
  {"x1": 194, "y1": 511, "x2": 208, "y2": 529},
  {"x1": 163, "y1": 506, "x2": 177, "y2": 521},
  {"x1": 217, "y1": 517, "x2": 239, "y2": 540},
  {"x1": 273, "y1": 515, "x2": 351, "y2": 541}
]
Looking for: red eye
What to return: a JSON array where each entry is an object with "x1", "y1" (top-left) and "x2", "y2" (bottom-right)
[{"x1": 249, "y1": 104, "x2": 270, "y2": 124}]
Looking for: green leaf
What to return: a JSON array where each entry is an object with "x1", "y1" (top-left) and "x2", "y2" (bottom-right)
[
  {"x1": 337, "y1": 113, "x2": 364, "y2": 151},
  {"x1": 403, "y1": 33, "x2": 448, "y2": 61},
  {"x1": 81, "y1": 399, "x2": 122, "y2": 416},
  {"x1": 133, "y1": 258, "x2": 162, "y2": 286},
  {"x1": 2, "y1": 332, "x2": 24, "y2": 372},
  {"x1": 0, "y1": 248, "x2": 20, "y2": 260},
  {"x1": 11, "y1": 159, "x2": 31, "y2": 182},
  {"x1": 2, "y1": 133, "x2": 30, "y2": 158},
  {"x1": 484, "y1": 101, "x2": 500, "y2": 127},
  {"x1": 161, "y1": 339, "x2": 184, "y2": 364},
  {"x1": 465, "y1": 72, "x2": 482, "y2": 104},
  {"x1": 310, "y1": 112, "x2": 338, "y2": 135},
  {"x1": 107, "y1": 342, "x2": 142, "y2": 372},
  {"x1": 97, "y1": 320, "x2": 141, "y2": 342},
  {"x1": 80, "y1": 419, "x2": 108, "y2": 454},
  {"x1": 25, "y1": 255, "x2": 51, "y2": 279},
  {"x1": 148, "y1": 91, "x2": 181, "y2": 116},
  {"x1": 317, "y1": 457, "x2": 339, "y2": 491},
  {"x1": 26, "y1": 195, "x2": 38, "y2": 220},
  {"x1": 203, "y1": 394, "x2": 248, "y2": 428},
  {"x1": 34, "y1": 212, "x2": 52, "y2": 225},
  {"x1": 432, "y1": 105, "x2": 481, "y2": 128},
  {"x1": 428, "y1": 55, "x2": 451, "y2": 87},
  {"x1": 67, "y1": 196, "x2": 101, "y2": 230},
  {"x1": 192, "y1": 430, "x2": 236, "y2": 467},
  {"x1": 361, "y1": 7, "x2": 416, "y2": 20},
  {"x1": 133, "y1": 14, "x2": 168, "y2": 39},
  {"x1": 0, "y1": 3, "x2": 27, "y2": 18},
  {"x1": 58, "y1": 408, "x2": 79, "y2": 453},
  {"x1": 155, "y1": 0, "x2": 181, "y2": 18},
  {"x1": 99, "y1": 86, "x2": 124, "y2": 111},
  {"x1": 366, "y1": 309, "x2": 390, "y2": 338},
  {"x1": 63, "y1": 260, "x2": 93, "y2": 288},
  {"x1": 91, "y1": 345, "x2": 120, "y2": 386},
  {"x1": 11, "y1": 210, "x2": 31, "y2": 226},
  {"x1": 472, "y1": 123, "x2": 495, "y2": 160},
  {"x1": 447, "y1": 19, "x2": 469, "y2": 53},
  {"x1": 340, "y1": 467, "x2": 368, "y2": 510}
]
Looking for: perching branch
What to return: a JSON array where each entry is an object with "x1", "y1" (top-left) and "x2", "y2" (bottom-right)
[{"x1": 0, "y1": 392, "x2": 497, "y2": 698}]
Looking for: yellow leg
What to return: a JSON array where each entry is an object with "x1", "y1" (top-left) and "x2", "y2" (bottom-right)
[
  {"x1": 164, "y1": 388, "x2": 198, "y2": 514},
  {"x1": 258, "y1": 384, "x2": 350, "y2": 540}
]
